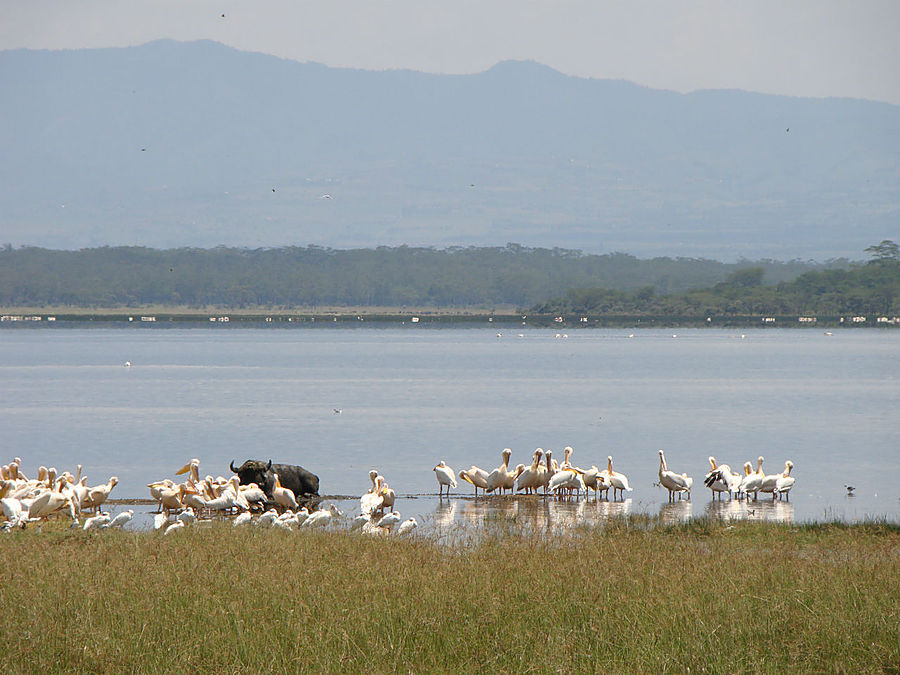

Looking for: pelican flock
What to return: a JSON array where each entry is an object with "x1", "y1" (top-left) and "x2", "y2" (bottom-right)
[{"x1": 1, "y1": 449, "x2": 801, "y2": 536}]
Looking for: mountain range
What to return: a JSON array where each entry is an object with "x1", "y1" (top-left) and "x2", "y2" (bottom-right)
[{"x1": 1, "y1": 39, "x2": 897, "y2": 260}]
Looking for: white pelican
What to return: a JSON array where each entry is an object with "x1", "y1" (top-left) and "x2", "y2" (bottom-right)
[
  {"x1": 601, "y1": 456, "x2": 632, "y2": 501},
  {"x1": 486, "y1": 449, "x2": 513, "y2": 495},
  {"x1": 514, "y1": 449, "x2": 544, "y2": 495},
  {"x1": 153, "y1": 512, "x2": 170, "y2": 531},
  {"x1": 175, "y1": 458, "x2": 201, "y2": 484},
  {"x1": 82, "y1": 476, "x2": 118, "y2": 513},
  {"x1": 657, "y1": 450, "x2": 691, "y2": 501},
  {"x1": 272, "y1": 473, "x2": 298, "y2": 512},
  {"x1": 458, "y1": 466, "x2": 490, "y2": 497},
  {"x1": 147, "y1": 479, "x2": 175, "y2": 512},
  {"x1": 360, "y1": 476, "x2": 385, "y2": 515},
  {"x1": 547, "y1": 469, "x2": 586, "y2": 497},
  {"x1": 740, "y1": 457, "x2": 764, "y2": 501},
  {"x1": 703, "y1": 457, "x2": 736, "y2": 500},
  {"x1": 108, "y1": 510, "x2": 133, "y2": 528},
  {"x1": 27, "y1": 473, "x2": 79, "y2": 525},
  {"x1": 396, "y1": 517, "x2": 418, "y2": 535},
  {"x1": 773, "y1": 461, "x2": 795, "y2": 501},
  {"x1": 378, "y1": 477, "x2": 396, "y2": 513},
  {"x1": 537, "y1": 450, "x2": 556, "y2": 494},
  {"x1": 758, "y1": 457, "x2": 782, "y2": 497},
  {"x1": 239, "y1": 483, "x2": 267, "y2": 510},
  {"x1": 582, "y1": 466, "x2": 610, "y2": 500},
  {"x1": 295, "y1": 506, "x2": 310, "y2": 526},
  {"x1": 558, "y1": 446, "x2": 572, "y2": 470},
  {"x1": 433, "y1": 461, "x2": 457, "y2": 497}
]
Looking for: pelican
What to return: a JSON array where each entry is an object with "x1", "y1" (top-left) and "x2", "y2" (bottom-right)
[
  {"x1": 378, "y1": 477, "x2": 396, "y2": 513},
  {"x1": 396, "y1": 517, "x2": 418, "y2": 535},
  {"x1": 148, "y1": 479, "x2": 175, "y2": 512},
  {"x1": 657, "y1": 450, "x2": 692, "y2": 501},
  {"x1": 740, "y1": 457, "x2": 764, "y2": 501},
  {"x1": 175, "y1": 458, "x2": 201, "y2": 484},
  {"x1": 433, "y1": 461, "x2": 457, "y2": 497},
  {"x1": 582, "y1": 466, "x2": 610, "y2": 500},
  {"x1": 458, "y1": 466, "x2": 490, "y2": 497},
  {"x1": 773, "y1": 461, "x2": 795, "y2": 501},
  {"x1": 233, "y1": 511, "x2": 252, "y2": 527},
  {"x1": 547, "y1": 469, "x2": 586, "y2": 497},
  {"x1": 537, "y1": 450, "x2": 556, "y2": 494},
  {"x1": 758, "y1": 457, "x2": 783, "y2": 497},
  {"x1": 272, "y1": 473, "x2": 298, "y2": 512},
  {"x1": 27, "y1": 473, "x2": 79, "y2": 525},
  {"x1": 514, "y1": 449, "x2": 544, "y2": 495},
  {"x1": 486, "y1": 449, "x2": 513, "y2": 494},
  {"x1": 153, "y1": 512, "x2": 170, "y2": 531},
  {"x1": 360, "y1": 475, "x2": 385, "y2": 515},
  {"x1": 703, "y1": 457, "x2": 736, "y2": 500},
  {"x1": 601, "y1": 456, "x2": 632, "y2": 501},
  {"x1": 82, "y1": 476, "x2": 118, "y2": 513}
]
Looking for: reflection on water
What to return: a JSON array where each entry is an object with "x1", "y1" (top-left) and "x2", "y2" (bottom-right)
[
  {"x1": 108, "y1": 491, "x2": 795, "y2": 535},
  {"x1": 704, "y1": 498, "x2": 794, "y2": 523},
  {"x1": 658, "y1": 500, "x2": 692, "y2": 525}
]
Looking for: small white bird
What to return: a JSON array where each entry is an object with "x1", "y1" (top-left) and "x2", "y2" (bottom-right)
[
  {"x1": 303, "y1": 503, "x2": 342, "y2": 527},
  {"x1": 233, "y1": 511, "x2": 252, "y2": 527},
  {"x1": 83, "y1": 512, "x2": 111, "y2": 531},
  {"x1": 349, "y1": 514, "x2": 370, "y2": 530},
  {"x1": 176, "y1": 508, "x2": 196, "y2": 526},
  {"x1": 396, "y1": 517, "x2": 418, "y2": 535},
  {"x1": 256, "y1": 508, "x2": 279, "y2": 527},
  {"x1": 107, "y1": 509, "x2": 133, "y2": 528},
  {"x1": 844, "y1": 484, "x2": 855, "y2": 496},
  {"x1": 164, "y1": 519, "x2": 185, "y2": 535},
  {"x1": 377, "y1": 511, "x2": 401, "y2": 530},
  {"x1": 153, "y1": 512, "x2": 170, "y2": 531}
]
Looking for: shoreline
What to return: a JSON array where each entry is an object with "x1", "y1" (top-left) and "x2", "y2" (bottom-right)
[{"x1": 2, "y1": 308, "x2": 897, "y2": 328}]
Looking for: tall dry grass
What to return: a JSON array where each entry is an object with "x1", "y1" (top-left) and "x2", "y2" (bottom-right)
[{"x1": 1, "y1": 518, "x2": 898, "y2": 674}]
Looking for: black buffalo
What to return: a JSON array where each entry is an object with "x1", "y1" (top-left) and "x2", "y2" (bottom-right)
[{"x1": 230, "y1": 459, "x2": 320, "y2": 501}]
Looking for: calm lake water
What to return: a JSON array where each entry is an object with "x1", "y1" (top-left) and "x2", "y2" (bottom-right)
[{"x1": 2, "y1": 325, "x2": 898, "y2": 531}]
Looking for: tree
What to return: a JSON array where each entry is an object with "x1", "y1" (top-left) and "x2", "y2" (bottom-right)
[{"x1": 865, "y1": 240, "x2": 899, "y2": 264}]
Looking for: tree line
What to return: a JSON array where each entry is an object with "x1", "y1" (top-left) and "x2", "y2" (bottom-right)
[
  {"x1": 0, "y1": 243, "x2": 845, "y2": 309},
  {"x1": 533, "y1": 241, "x2": 900, "y2": 317}
]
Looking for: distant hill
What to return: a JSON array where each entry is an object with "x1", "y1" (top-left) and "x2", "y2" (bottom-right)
[{"x1": 1, "y1": 40, "x2": 897, "y2": 259}]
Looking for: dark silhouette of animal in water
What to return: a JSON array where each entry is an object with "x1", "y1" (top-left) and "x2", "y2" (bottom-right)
[{"x1": 230, "y1": 459, "x2": 319, "y2": 501}]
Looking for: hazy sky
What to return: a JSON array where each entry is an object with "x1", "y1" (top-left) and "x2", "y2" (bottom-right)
[{"x1": 2, "y1": 0, "x2": 899, "y2": 105}]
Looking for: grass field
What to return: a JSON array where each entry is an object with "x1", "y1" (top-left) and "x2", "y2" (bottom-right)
[{"x1": 1, "y1": 518, "x2": 898, "y2": 674}]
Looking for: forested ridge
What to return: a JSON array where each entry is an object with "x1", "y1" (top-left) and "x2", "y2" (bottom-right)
[
  {"x1": 0, "y1": 244, "x2": 843, "y2": 309},
  {"x1": 534, "y1": 241, "x2": 900, "y2": 317}
]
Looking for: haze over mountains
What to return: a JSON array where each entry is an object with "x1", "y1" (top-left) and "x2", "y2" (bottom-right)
[{"x1": 1, "y1": 39, "x2": 897, "y2": 261}]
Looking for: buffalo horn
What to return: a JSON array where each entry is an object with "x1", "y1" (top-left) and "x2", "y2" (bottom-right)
[
  {"x1": 230, "y1": 460, "x2": 238, "y2": 473},
  {"x1": 266, "y1": 460, "x2": 272, "y2": 471}
]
